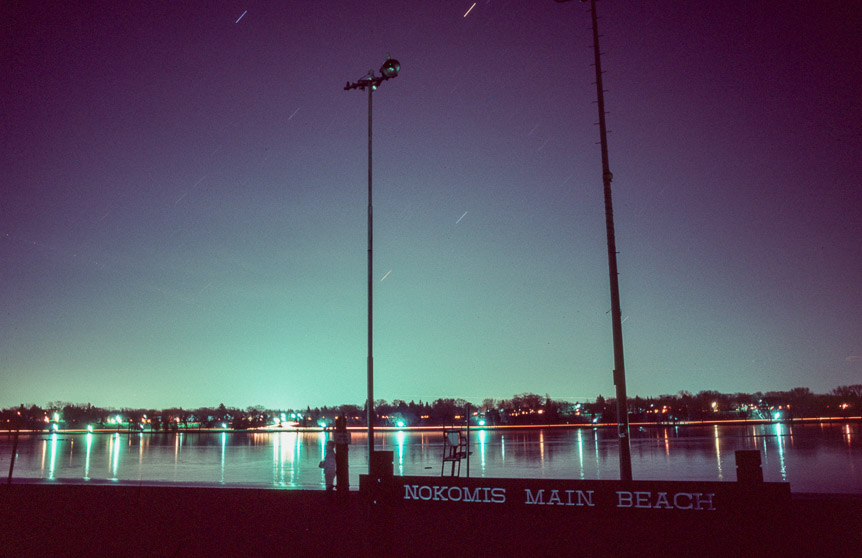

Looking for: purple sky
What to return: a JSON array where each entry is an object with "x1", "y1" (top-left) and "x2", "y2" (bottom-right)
[{"x1": 2, "y1": 1, "x2": 860, "y2": 410}]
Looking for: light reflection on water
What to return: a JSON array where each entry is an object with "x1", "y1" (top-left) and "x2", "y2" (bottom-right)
[
  {"x1": 478, "y1": 429, "x2": 487, "y2": 475},
  {"x1": 48, "y1": 433, "x2": 57, "y2": 479},
  {"x1": 84, "y1": 433, "x2": 92, "y2": 480},
  {"x1": 775, "y1": 422, "x2": 787, "y2": 482},
  {"x1": 220, "y1": 432, "x2": 226, "y2": 484},
  {"x1": 395, "y1": 430, "x2": 406, "y2": 476},
  {"x1": 1, "y1": 423, "x2": 860, "y2": 493},
  {"x1": 593, "y1": 429, "x2": 600, "y2": 479},
  {"x1": 576, "y1": 429, "x2": 583, "y2": 479},
  {"x1": 713, "y1": 425, "x2": 723, "y2": 481}
]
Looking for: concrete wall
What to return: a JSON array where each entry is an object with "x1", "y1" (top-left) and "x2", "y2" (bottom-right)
[{"x1": 1, "y1": 481, "x2": 859, "y2": 557}]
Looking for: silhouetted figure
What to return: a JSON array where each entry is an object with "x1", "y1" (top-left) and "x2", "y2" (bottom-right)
[{"x1": 319, "y1": 440, "x2": 337, "y2": 491}]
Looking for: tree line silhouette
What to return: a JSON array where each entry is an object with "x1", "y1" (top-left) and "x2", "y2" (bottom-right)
[{"x1": 2, "y1": 385, "x2": 860, "y2": 431}]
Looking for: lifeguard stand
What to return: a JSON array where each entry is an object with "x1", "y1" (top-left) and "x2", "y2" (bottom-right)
[{"x1": 441, "y1": 428, "x2": 468, "y2": 476}]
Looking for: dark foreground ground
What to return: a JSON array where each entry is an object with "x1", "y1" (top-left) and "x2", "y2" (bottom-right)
[{"x1": 1, "y1": 481, "x2": 860, "y2": 557}]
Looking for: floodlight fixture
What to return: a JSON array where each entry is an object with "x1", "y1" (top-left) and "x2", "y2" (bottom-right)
[
  {"x1": 380, "y1": 57, "x2": 400, "y2": 79},
  {"x1": 345, "y1": 54, "x2": 401, "y2": 91}
]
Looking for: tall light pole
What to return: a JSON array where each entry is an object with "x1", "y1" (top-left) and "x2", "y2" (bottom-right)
[
  {"x1": 345, "y1": 55, "x2": 400, "y2": 474},
  {"x1": 556, "y1": 0, "x2": 632, "y2": 481}
]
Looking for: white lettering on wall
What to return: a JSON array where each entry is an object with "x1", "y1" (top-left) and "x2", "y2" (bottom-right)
[
  {"x1": 447, "y1": 487, "x2": 462, "y2": 502},
  {"x1": 616, "y1": 491, "x2": 716, "y2": 511},
  {"x1": 525, "y1": 489, "x2": 545, "y2": 505},
  {"x1": 673, "y1": 492, "x2": 692, "y2": 509},
  {"x1": 461, "y1": 487, "x2": 481, "y2": 502},
  {"x1": 526, "y1": 489, "x2": 595, "y2": 506},
  {"x1": 617, "y1": 491, "x2": 633, "y2": 507},
  {"x1": 566, "y1": 489, "x2": 595, "y2": 507},
  {"x1": 418, "y1": 486, "x2": 433, "y2": 501},
  {"x1": 634, "y1": 491, "x2": 651, "y2": 508},
  {"x1": 404, "y1": 485, "x2": 418, "y2": 500},
  {"x1": 402, "y1": 484, "x2": 506, "y2": 504},
  {"x1": 405, "y1": 484, "x2": 716, "y2": 511},
  {"x1": 654, "y1": 492, "x2": 673, "y2": 510},
  {"x1": 491, "y1": 488, "x2": 506, "y2": 503},
  {"x1": 694, "y1": 492, "x2": 715, "y2": 511},
  {"x1": 433, "y1": 486, "x2": 446, "y2": 501}
]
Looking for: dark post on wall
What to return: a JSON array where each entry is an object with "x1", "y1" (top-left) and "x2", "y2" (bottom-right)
[{"x1": 334, "y1": 415, "x2": 350, "y2": 495}]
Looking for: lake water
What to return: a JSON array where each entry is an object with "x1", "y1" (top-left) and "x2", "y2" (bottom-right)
[{"x1": 2, "y1": 422, "x2": 860, "y2": 493}]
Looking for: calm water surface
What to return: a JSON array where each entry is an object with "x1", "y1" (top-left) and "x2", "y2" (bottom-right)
[{"x1": 2, "y1": 423, "x2": 859, "y2": 493}]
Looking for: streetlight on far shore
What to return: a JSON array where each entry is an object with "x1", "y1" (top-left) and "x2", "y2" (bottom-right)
[{"x1": 344, "y1": 54, "x2": 401, "y2": 475}]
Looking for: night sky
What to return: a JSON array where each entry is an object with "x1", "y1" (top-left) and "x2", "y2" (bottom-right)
[{"x1": 2, "y1": 1, "x2": 860, "y2": 410}]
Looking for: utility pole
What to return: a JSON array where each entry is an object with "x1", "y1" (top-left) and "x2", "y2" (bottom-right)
[{"x1": 557, "y1": 0, "x2": 633, "y2": 481}]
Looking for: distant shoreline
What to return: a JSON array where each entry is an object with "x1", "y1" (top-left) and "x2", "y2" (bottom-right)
[{"x1": 2, "y1": 415, "x2": 859, "y2": 434}]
